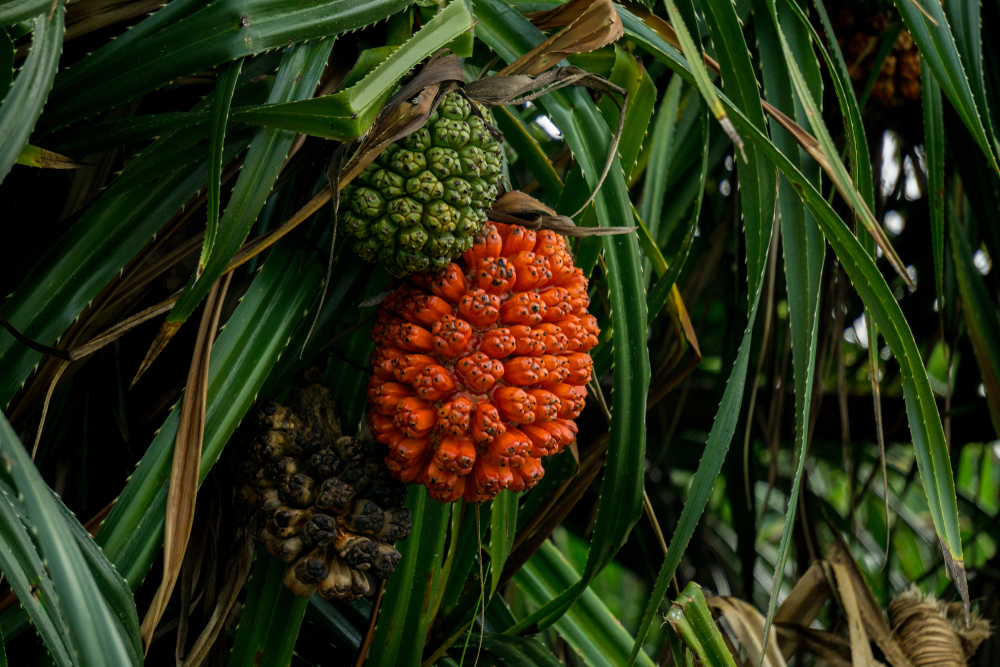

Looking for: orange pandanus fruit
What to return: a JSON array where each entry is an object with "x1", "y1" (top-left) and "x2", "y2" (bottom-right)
[{"x1": 367, "y1": 221, "x2": 599, "y2": 503}]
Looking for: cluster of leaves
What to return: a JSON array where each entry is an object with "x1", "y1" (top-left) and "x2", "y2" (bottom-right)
[{"x1": 0, "y1": 0, "x2": 999, "y2": 665}]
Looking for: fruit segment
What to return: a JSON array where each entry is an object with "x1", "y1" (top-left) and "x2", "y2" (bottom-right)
[{"x1": 367, "y1": 221, "x2": 599, "y2": 503}]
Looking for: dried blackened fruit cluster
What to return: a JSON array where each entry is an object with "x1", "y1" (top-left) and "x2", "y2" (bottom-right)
[
  {"x1": 239, "y1": 383, "x2": 411, "y2": 600},
  {"x1": 367, "y1": 221, "x2": 599, "y2": 503}
]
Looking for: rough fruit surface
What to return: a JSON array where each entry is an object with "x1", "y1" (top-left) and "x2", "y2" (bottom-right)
[
  {"x1": 368, "y1": 221, "x2": 599, "y2": 503},
  {"x1": 342, "y1": 90, "x2": 503, "y2": 277},
  {"x1": 239, "y1": 383, "x2": 411, "y2": 601}
]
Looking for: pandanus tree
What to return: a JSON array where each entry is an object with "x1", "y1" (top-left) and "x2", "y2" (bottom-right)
[{"x1": 0, "y1": 0, "x2": 998, "y2": 665}]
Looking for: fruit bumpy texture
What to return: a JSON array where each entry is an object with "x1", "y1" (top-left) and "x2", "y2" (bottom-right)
[
  {"x1": 368, "y1": 221, "x2": 599, "y2": 503},
  {"x1": 239, "y1": 383, "x2": 411, "y2": 600},
  {"x1": 342, "y1": 90, "x2": 504, "y2": 277}
]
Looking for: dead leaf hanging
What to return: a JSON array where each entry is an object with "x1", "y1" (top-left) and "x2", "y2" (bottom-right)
[{"x1": 140, "y1": 274, "x2": 231, "y2": 652}]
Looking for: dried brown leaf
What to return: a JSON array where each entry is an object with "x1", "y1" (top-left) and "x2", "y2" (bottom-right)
[
  {"x1": 180, "y1": 537, "x2": 253, "y2": 667},
  {"x1": 139, "y1": 274, "x2": 231, "y2": 652},
  {"x1": 707, "y1": 596, "x2": 787, "y2": 667},
  {"x1": 19, "y1": 147, "x2": 87, "y2": 169},
  {"x1": 829, "y1": 556, "x2": 878, "y2": 667},
  {"x1": 773, "y1": 560, "x2": 831, "y2": 661},
  {"x1": 524, "y1": 0, "x2": 599, "y2": 30},
  {"x1": 773, "y1": 625, "x2": 853, "y2": 667},
  {"x1": 502, "y1": 0, "x2": 622, "y2": 77},
  {"x1": 829, "y1": 545, "x2": 915, "y2": 667},
  {"x1": 487, "y1": 190, "x2": 634, "y2": 236}
]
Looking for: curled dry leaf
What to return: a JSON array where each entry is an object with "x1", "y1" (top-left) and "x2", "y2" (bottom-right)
[
  {"x1": 487, "y1": 190, "x2": 635, "y2": 236},
  {"x1": 707, "y1": 596, "x2": 786, "y2": 667},
  {"x1": 505, "y1": 0, "x2": 623, "y2": 77},
  {"x1": 340, "y1": 52, "x2": 466, "y2": 186}
]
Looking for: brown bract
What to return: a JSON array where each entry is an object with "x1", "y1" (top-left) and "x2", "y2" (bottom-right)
[
  {"x1": 488, "y1": 190, "x2": 634, "y2": 237},
  {"x1": 508, "y1": 0, "x2": 623, "y2": 77}
]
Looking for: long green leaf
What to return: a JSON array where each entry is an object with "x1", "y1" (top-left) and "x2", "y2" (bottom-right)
[
  {"x1": 753, "y1": 0, "x2": 826, "y2": 655},
  {"x1": 950, "y1": 207, "x2": 1000, "y2": 434},
  {"x1": 52, "y1": 492, "x2": 142, "y2": 665},
  {"x1": 644, "y1": 104, "x2": 709, "y2": 324},
  {"x1": 627, "y1": 0, "x2": 778, "y2": 659},
  {"x1": 365, "y1": 486, "x2": 449, "y2": 667},
  {"x1": 892, "y1": 0, "x2": 999, "y2": 173},
  {"x1": 227, "y1": 551, "x2": 309, "y2": 666},
  {"x1": 0, "y1": 480, "x2": 73, "y2": 666},
  {"x1": 639, "y1": 74, "x2": 684, "y2": 243},
  {"x1": 0, "y1": 7, "x2": 62, "y2": 183},
  {"x1": 201, "y1": 57, "x2": 245, "y2": 276},
  {"x1": 41, "y1": 0, "x2": 414, "y2": 131},
  {"x1": 698, "y1": 0, "x2": 773, "y2": 298},
  {"x1": 599, "y1": 44, "x2": 657, "y2": 182},
  {"x1": 0, "y1": 480, "x2": 142, "y2": 664},
  {"x1": 236, "y1": 0, "x2": 473, "y2": 140},
  {"x1": 923, "y1": 55, "x2": 946, "y2": 311},
  {"x1": 489, "y1": 490, "x2": 517, "y2": 598},
  {"x1": 477, "y1": 634, "x2": 564, "y2": 667},
  {"x1": 168, "y1": 40, "x2": 332, "y2": 326},
  {"x1": 0, "y1": 412, "x2": 133, "y2": 666},
  {"x1": 44, "y1": 55, "x2": 283, "y2": 157},
  {"x1": 621, "y1": 0, "x2": 968, "y2": 621},
  {"x1": 759, "y1": 0, "x2": 906, "y2": 285},
  {"x1": 476, "y1": 0, "x2": 650, "y2": 633},
  {"x1": 0, "y1": 128, "x2": 247, "y2": 409},
  {"x1": 942, "y1": 0, "x2": 998, "y2": 161},
  {"x1": 0, "y1": 0, "x2": 49, "y2": 24},
  {"x1": 512, "y1": 540, "x2": 656, "y2": 667},
  {"x1": 624, "y1": 1, "x2": 757, "y2": 661},
  {"x1": 659, "y1": 0, "x2": 739, "y2": 154},
  {"x1": 96, "y1": 233, "x2": 324, "y2": 587},
  {"x1": 807, "y1": 0, "x2": 872, "y2": 206}
]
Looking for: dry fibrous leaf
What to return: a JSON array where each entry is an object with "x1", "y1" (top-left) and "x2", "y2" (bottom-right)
[
  {"x1": 140, "y1": 275, "x2": 232, "y2": 652},
  {"x1": 506, "y1": 0, "x2": 623, "y2": 77},
  {"x1": 828, "y1": 545, "x2": 914, "y2": 667},
  {"x1": 707, "y1": 596, "x2": 786, "y2": 667},
  {"x1": 888, "y1": 586, "x2": 991, "y2": 667},
  {"x1": 772, "y1": 561, "x2": 832, "y2": 659},
  {"x1": 829, "y1": 556, "x2": 878, "y2": 667},
  {"x1": 487, "y1": 190, "x2": 634, "y2": 236}
]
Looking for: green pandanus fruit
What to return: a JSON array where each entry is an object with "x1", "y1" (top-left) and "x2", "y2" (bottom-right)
[{"x1": 342, "y1": 90, "x2": 503, "y2": 277}]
